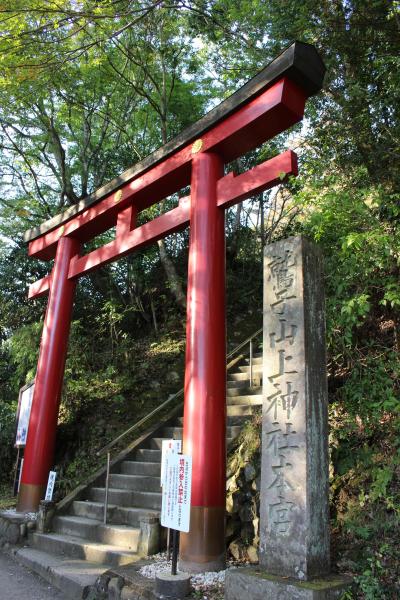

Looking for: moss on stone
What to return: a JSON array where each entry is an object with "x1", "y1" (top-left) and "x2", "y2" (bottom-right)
[{"x1": 241, "y1": 568, "x2": 350, "y2": 590}]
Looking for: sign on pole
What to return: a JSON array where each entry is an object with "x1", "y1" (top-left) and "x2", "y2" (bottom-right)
[
  {"x1": 160, "y1": 439, "x2": 182, "y2": 487},
  {"x1": 45, "y1": 471, "x2": 57, "y2": 501},
  {"x1": 161, "y1": 453, "x2": 192, "y2": 533},
  {"x1": 15, "y1": 382, "x2": 35, "y2": 448}
]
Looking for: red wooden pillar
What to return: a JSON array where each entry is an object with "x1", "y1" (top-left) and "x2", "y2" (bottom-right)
[
  {"x1": 180, "y1": 150, "x2": 226, "y2": 572},
  {"x1": 17, "y1": 236, "x2": 80, "y2": 512}
]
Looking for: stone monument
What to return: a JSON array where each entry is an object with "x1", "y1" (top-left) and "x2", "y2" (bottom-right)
[{"x1": 225, "y1": 236, "x2": 352, "y2": 599}]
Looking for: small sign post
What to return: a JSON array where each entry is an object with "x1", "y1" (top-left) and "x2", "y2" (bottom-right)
[
  {"x1": 160, "y1": 439, "x2": 182, "y2": 560},
  {"x1": 13, "y1": 381, "x2": 35, "y2": 496},
  {"x1": 45, "y1": 471, "x2": 57, "y2": 502},
  {"x1": 15, "y1": 381, "x2": 35, "y2": 448},
  {"x1": 161, "y1": 452, "x2": 192, "y2": 575}
]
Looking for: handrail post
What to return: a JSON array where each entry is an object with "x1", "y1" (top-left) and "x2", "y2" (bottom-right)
[
  {"x1": 104, "y1": 451, "x2": 110, "y2": 525},
  {"x1": 249, "y1": 338, "x2": 253, "y2": 388}
]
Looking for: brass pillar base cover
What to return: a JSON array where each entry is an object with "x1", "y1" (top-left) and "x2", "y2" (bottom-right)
[
  {"x1": 17, "y1": 483, "x2": 45, "y2": 513},
  {"x1": 180, "y1": 506, "x2": 226, "y2": 573}
]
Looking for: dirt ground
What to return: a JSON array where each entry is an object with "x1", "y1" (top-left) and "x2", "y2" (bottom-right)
[{"x1": 0, "y1": 549, "x2": 66, "y2": 600}]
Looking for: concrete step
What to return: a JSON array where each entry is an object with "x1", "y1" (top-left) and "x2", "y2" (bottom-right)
[
  {"x1": 135, "y1": 448, "x2": 161, "y2": 462},
  {"x1": 90, "y1": 487, "x2": 161, "y2": 510},
  {"x1": 228, "y1": 425, "x2": 242, "y2": 438},
  {"x1": 228, "y1": 372, "x2": 251, "y2": 382},
  {"x1": 109, "y1": 473, "x2": 160, "y2": 493},
  {"x1": 54, "y1": 514, "x2": 98, "y2": 541},
  {"x1": 16, "y1": 546, "x2": 110, "y2": 600},
  {"x1": 238, "y1": 363, "x2": 263, "y2": 372},
  {"x1": 32, "y1": 532, "x2": 140, "y2": 567},
  {"x1": 72, "y1": 500, "x2": 159, "y2": 527},
  {"x1": 226, "y1": 394, "x2": 263, "y2": 406},
  {"x1": 161, "y1": 426, "x2": 241, "y2": 441},
  {"x1": 96, "y1": 523, "x2": 140, "y2": 549},
  {"x1": 149, "y1": 436, "x2": 234, "y2": 450},
  {"x1": 227, "y1": 385, "x2": 262, "y2": 397},
  {"x1": 176, "y1": 414, "x2": 250, "y2": 426},
  {"x1": 227, "y1": 385, "x2": 261, "y2": 397},
  {"x1": 227, "y1": 380, "x2": 249, "y2": 389},
  {"x1": 226, "y1": 404, "x2": 255, "y2": 417},
  {"x1": 161, "y1": 426, "x2": 183, "y2": 439},
  {"x1": 243, "y1": 355, "x2": 263, "y2": 365},
  {"x1": 150, "y1": 437, "x2": 176, "y2": 450},
  {"x1": 120, "y1": 460, "x2": 160, "y2": 476},
  {"x1": 53, "y1": 515, "x2": 140, "y2": 549}
]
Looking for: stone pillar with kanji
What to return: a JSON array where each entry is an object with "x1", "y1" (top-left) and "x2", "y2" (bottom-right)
[
  {"x1": 260, "y1": 235, "x2": 329, "y2": 579},
  {"x1": 225, "y1": 235, "x2": 353, "y2": 599}
]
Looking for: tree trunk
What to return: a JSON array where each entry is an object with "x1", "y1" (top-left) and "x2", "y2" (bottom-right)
[{"x1": 157, "y1": 238, "x2": 186, "y2": 311}]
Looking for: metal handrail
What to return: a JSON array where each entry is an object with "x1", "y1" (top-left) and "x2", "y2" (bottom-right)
[
  {"x1": 97, "y1": 326, "x2": 263, "y2": 458},
  {"x1": 227, "y1": 327, "x2": 263, "y2": 359}
]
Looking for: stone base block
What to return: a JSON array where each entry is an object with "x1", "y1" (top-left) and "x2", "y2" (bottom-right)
[
  {"x1": 225, "y1": 568, "x2": 353, "y2": 600},
  {"x1": 0, "y1": 510, "x2": 36, "y2": 546},
  {"x1": 138, "y1": 515, "x2": 160, "y2": 557},
  {"x1": 155, "y1": 571, "x2": 191, "y2": 599}
]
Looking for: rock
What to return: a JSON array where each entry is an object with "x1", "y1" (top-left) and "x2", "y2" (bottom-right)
[
  {"x1": 166, "y1": 371, "x2": 180, "y2": 383},
  {"x1": 5, "y1": 524, "x2": 19, "y2": 544},
  {"x1": 121, "y1": 587, "x2": 137, "y2": 600},
  {"x1": 244, "y1": 464, "x2": 256, "y2": 482},
  {"x1": 229, "y1": 539, "x2": 246, "y2": 561},
  {"x1": 226, "y1": 476, "x2": 237, "y2": 492},
  {"x1": 96, "y1": 573, "x2": 111, "y2": 595},
  {"x1": 240, "y1": 522, "x2": 255, "y2": 544},
  {"x1": 108, "y1": 576, "x2": 124, "y2": 600},
  {"x1": 226, "y1": 519, "x2": 240, "y2": 540},
  {"x1": 246, "y1": 545, "x2": 259, "y2": 564},
  {"x1": 252, "y1": 516, "x2": 259, "y2": 538},
  {"x1": 227, "y1": 492, "x2": 241, "y2": 514},
  {"x1": 239, "y1": 504, "x2": 253, "y2": 523}
]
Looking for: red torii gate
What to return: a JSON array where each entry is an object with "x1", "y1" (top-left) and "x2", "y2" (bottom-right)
[{"x1": 17, "y1": 42, "x2": 325, "y2": 573}]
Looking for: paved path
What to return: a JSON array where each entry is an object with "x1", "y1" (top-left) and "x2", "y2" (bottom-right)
[{"x1": 0, "y1": 549, "x2": 66, "y2": 599}]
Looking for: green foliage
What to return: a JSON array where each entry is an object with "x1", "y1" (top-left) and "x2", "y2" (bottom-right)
[{"x1": 0, "y1": 400, "x2": 17, "y2": 484}]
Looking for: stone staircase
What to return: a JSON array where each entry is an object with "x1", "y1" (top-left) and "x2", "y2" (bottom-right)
[{"x1": 15, "y1": 350, "x2": 263, "y2": 598}]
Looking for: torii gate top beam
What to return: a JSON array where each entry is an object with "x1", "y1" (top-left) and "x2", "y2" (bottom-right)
[{"x1": 24, "y1": 41, "x2": 325, "y2": 255}]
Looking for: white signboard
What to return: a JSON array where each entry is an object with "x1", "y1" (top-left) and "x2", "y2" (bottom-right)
[
  {"x1": 45, "y1": 471, "x2": 57, "y2": 501},
  {"x1": 160, "y1": 439, "x2": 182, "y2": 487},
  {"x1": 161, "y1": 453, "x2": 192, "y2": 532},
  {"x1": 15, "y1": 382, "x2": 35, "y2": 448}
]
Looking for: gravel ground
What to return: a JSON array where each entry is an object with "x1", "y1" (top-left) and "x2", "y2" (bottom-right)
[
  {"x1": 139, "y1": 552, "x2": 237, "y2": 599},
  {"x1": 0, "y1": 549, "x2": 66, "y2": 600}
]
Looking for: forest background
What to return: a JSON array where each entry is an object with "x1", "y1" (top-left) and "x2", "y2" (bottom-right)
[{"x1": 0, "y1": 1, "x2": 399, "y2": 598}]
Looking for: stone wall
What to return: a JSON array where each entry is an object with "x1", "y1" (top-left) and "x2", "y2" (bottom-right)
[
  {"x1": 0, "y1": 510, "x2": 36, "y2": 547},
  {"x1": 226, "y1": 412, "x2": 262, "y2": 564},
  {"x1": 87, "y1": 563, "x2": 155, "y2": 600}
]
